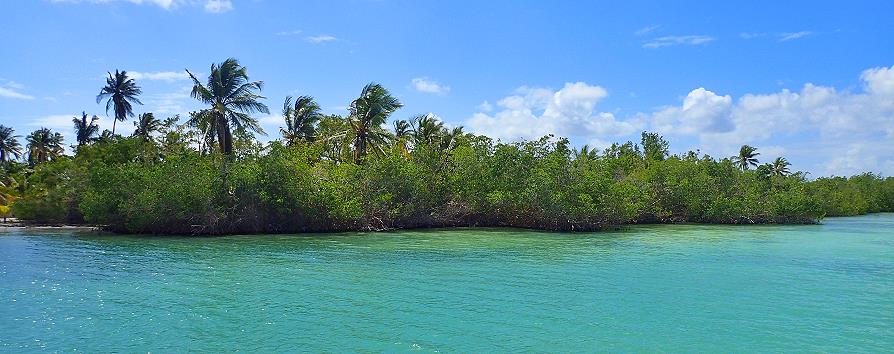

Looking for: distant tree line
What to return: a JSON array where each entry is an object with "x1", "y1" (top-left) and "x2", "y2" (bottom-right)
[{"x1": 1, "y1": 58, "x2": 892, "y2": 233}]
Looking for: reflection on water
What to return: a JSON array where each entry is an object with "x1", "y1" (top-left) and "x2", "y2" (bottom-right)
[{"x1": 1, "y1": 214, "x2": 893, "y2": 352}]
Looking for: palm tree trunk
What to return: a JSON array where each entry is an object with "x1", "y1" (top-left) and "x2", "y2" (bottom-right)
[{"x1": 112, "y1": 119, "x2": 117, "y2": 136}]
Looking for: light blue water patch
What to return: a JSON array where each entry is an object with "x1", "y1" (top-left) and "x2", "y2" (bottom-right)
[{"x1": 1, "y1": 214, "x2": 893, "y2": 352}]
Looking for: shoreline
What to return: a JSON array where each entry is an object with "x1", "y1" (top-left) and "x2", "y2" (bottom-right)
[{"x1": 5, "y1": 213, "x2": 891, "y2": 236}]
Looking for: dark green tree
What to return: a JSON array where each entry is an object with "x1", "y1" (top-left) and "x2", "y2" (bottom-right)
[
  {"x1": 133, "y1": 112, "x2": 162, "y2": 142},
  {"x1": 348, "y1": 83, "x2": 402, "y2": 163},
  {"x1": 72, "y1": 112, "x2": 100, "y2": 147},
  {"x1": 281, "y1": 95, "x2": 322, "y2": 145},
  {"x1": 772, "y1": 157, "x2": 792, "y2": 177},
  {"x1": 0, "y1": 125, "x2": 23, "y2": 162},
  {"x1": 96, "y1": 70, "x2": 142, "y2": 135},
  {"x1": 733, "y1": 145, "x2": 760, "y2": 171},
  {"x1": 187, "y1": 58, "x2": 269, "y2": 155},
  {"x1": 26, "y1": 128, "x2": 64, "y2": 164}
]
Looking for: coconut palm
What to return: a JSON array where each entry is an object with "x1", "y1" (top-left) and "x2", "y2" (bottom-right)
[
  {"x1": 186, "y1": 58, "x2": 269, "y2": 155},
  {"x1": 96, "y1": 70, "x2": 143, "y2": 135},
  {"x1": 347, "y1": 83, "x2": 402, "y2": 163},
  {"x1": 26, "y1": 128, "x2": 64, "y2": 164},
  {"x1": 772, "y1": 157, "x2": 792, "y2": 177},
  {"x1": 0, "y1": 125, "x2": 23, "y2": 162},
  {"x1": 439, "y1": 126, "x2": 466, "y2": 152},
  {"x1": 133, "y1": 112, "x2": 162, "y2": 142},
  {"x1": 410, "y1": 113, "x2": 445, "y2": 146},
  {"x1": 733, "y1": 145, "x2": 760, "y2": 171},
  {"x1": 72, "y1": 112, "x2": 100, "y2": 147},
  {"x1": 393, "y1": 120, "x2": 411, "y2": 139},
  {"x1": 280, "y1": 95, "x2": 322, "y2": 145}
]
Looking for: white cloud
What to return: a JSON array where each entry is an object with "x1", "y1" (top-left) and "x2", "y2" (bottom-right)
[
  {"x1": 128, "y1": 71, "x2": 190, "y2": 82},
  {"x1": 306, "y1": 35, "x2": 337, "y2": 43},
  {"x1": 653, "y1": 88, "x2": 734, "y2": 135},
  {"x1": 141, "y1": 86, "x2": 195, "y2": 115},
  {"x1": 477, "y1": 101, "x2": 493, "y2": 112},
  {"x1": 643, "y1": 35, "x2": 714, "y2": 49},
  {"x1": 779, "y1": 31, "x2": 812, "y2": 42},
  {"x1": 411, "y1": 77, "x2": 450, "y2": 94},
  {"x1": 51, "y1": 0, "x2": 231, "y2": 13},
  {"x1": 0, "y1": 87, "x2": 35, "y2": 100},
  {"x1": 467, "y1": 82, "x2": 641, "y2": 141},
  {"x1": 203, "y1": 0, "x2": 231, "y2": 13},
  {"x1": 645, "y1": 64, "x2": 894, "y2": 175},
  {"x1": 276, "y1": 30, "x2": 303, "y2": 36},
  {"x1": 634, "y1": 25, "x2": 660, "y2": 36}
]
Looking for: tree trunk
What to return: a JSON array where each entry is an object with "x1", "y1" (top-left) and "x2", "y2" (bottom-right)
[
  {"x1": 215, "y1": 113, "x2": 230, "y2": 155},
  {"x1": 112, "y1": 119, "x2": 117, "y2": 136}
]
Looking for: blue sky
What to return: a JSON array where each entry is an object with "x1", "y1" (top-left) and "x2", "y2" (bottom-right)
[{"x1": 1, "y1": 0, "x2": 893, "y2": 176}]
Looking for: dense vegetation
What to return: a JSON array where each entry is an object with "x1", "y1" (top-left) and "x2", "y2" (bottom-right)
[{"x1": 1, "y1": 58, "x2": 892, "y2": 234}]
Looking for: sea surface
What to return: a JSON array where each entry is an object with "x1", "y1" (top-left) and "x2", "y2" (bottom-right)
[{"x1": 1, "y1": 214, "x2": 893, "y2": 352}]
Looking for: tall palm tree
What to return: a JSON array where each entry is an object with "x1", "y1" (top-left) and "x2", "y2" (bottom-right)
[
  {"x1": 26, "y1": 128, "x2": 64, "y2": 164},
  {"x1": 733, "y1": 145, "x2": 760, "y2": 171},
  {"x1": 187, "y1": 58, "x2": 269, "y2": 155},
  {"x1": 0, "y1": 125, "x2": 23, "y2": 162},
  {"x1": 772, "y1": 157, "x2": 792, "y2": 177},
  {"x1": 133, "y1": 112, "x2": 162, "y2": 142},
  {"x1": 72, "y1": 112, "x2": 100, "y2": 147},
  {"x1": 96, "y1": 70, "x2": 143, "y2": 135},
  {"x1": 348, "y1": 83, "x2": 402, "y2": 163},
  {"x1": 281, "y1": 95, "x2": 322, "y2": 145}
]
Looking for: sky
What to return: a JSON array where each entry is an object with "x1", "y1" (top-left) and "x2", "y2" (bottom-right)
[{"x1": 1, "y1": 0, "x2": 893, "y2": 176}]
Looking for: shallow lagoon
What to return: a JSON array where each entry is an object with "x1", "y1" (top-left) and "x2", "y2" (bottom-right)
[{"x1": 1, "y1": 215, "x2": 893, "y2": 352}]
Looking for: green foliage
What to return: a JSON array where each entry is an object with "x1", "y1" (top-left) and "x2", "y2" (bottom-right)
[
  {"x1": 7, "y1": 61, "x2": 892, "y2": 233},
  {"x1": 10, "y1": 127, "x2": 893, "y2": 233}
]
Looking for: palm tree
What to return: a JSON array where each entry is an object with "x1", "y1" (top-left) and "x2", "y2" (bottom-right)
[
  {"x1": 281, "y1": 95, "x2": 322, "y2": 145},
  {"x1": 439, "y1": 126, "x2": 466, "y2": 152},
  {"x1": 410, "y1": 113, "x2": 445, "y2": 146},
  {"x1": 72, "y1": 112, "x2": 100, "y2": 147},
  {"x1": 133, "y1": 112, "x2": 162, "y2": 142},
  {"x1": 349, "y1": 83, "x2": 403, "y2": 163},
  {"x1": 96, "y1": 70, "x2": 143, "y2": 135},
  {"x1": 348, "y1": 83, "x2": 402, "y2": 163},
  {"x1": 187, "y1": 58, "x2": 269, "y2": 155},
  {"x1": 26, "y1": 128, "x2": 64, "y2": 164},
  {"x1": 733, "y1": 145, "x2": 760, "y2": 171},
  {"x1": 0, "y1": 125, "x2": 23, "y2": 162},
  {"x1": 772, "y1": 157, "x2": 792, "y2": 177}
]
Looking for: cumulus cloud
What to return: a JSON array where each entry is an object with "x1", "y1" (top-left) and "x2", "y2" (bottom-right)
[
  {"x1": 411, "y1": 77, "x2": 450, "y2": 94},
  {"x1": 129, "y1": 71, "x2": 190, "y2": 82},
  {"x1": 467, "y1": 82, "x2": 641, "y2": 141},
  {"x1": 646, "y1": 64, "x2": 894, "y2": 175},
  {"x1": 306, "y1": 35, "x2": 337, "y2": 43},
  {"x1": 643, "y1": 35, "x2": 714, "y2": 49},
  {"x1": 653, "y1": 88, "x2": 733, "y2": 135}
]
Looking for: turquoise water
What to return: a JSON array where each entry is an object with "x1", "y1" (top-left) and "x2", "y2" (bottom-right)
[{"x1": 1, "y1": 215, "x2": 893, "y2": 352}]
